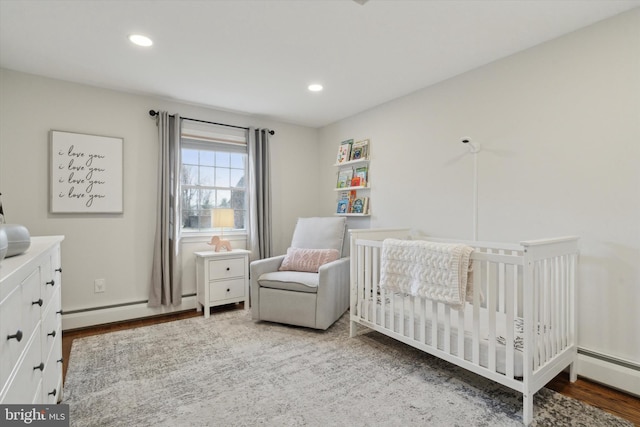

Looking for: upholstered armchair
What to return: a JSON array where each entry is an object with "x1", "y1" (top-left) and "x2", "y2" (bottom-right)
[{"x1": 250, "y1": 217, "x2": 350, "y2": 330}]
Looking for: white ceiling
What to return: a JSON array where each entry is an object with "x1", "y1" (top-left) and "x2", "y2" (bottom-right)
[{"x1": 1, "y1": 0, "x2": 639, "y2": 128}]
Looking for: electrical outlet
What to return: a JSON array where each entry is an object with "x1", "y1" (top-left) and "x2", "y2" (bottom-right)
[{"x1": 94, "y1": 278, "x2": 106, "y2": 293}]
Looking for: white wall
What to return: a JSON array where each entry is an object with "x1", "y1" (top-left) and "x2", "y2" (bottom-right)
[
  {"x1": 320, "y1": 9, "x2": 640, "y2": 380},
  {"x1": 0, "y1": 69, "x2": 320, "y2": 326}
]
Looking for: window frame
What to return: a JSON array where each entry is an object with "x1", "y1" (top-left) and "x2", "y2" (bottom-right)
[{"x1": 179, "y1": 123, "x2": 248, "y2": 236}]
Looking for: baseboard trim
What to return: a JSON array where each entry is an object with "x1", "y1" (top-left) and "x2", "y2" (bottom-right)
[
  {"x1": 577, "y1": 349, "x2": 640, "y2": 397},
  {"x1": 62, "y1": 296, "x2": 198, "y2": 330}
]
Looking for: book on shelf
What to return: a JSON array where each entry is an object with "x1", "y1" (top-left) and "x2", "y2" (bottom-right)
[
  {"x1": 354, "y1": 166, "x2": 368, "y2": 186},
  {"x1": 336, "y1": 169, "x2": 353, "y2": 188},
  {"x1": 349, "y1": 139, "x2": 369, "y2": 161},
  {"x1": 336, "y1": 139, "x2": 353, "y2": 164},
  {"x1": 350, "y1": 196, "x2": 369, "y2": 214},
  {"x1": 336, "y1": 190, "x2": 358, "y2": 214},
  {"x1": 336, "y1": 191, "x2": 350, "y2": 214},
  {"x1": 336, "y1": 198, "x2": 349, "y2": 214}
]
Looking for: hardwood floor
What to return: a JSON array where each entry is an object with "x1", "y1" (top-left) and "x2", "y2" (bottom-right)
[{"x1": 62, "y1": 307, "x2": 640, "y2": 426}]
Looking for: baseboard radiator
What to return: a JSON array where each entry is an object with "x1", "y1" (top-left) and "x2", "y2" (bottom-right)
[
  {"x1": 577, "y1": 348, "x2": 640, "y2": 397},
  {"x1": 61, "y1": 294, "x2": 197, "y2": 330}
]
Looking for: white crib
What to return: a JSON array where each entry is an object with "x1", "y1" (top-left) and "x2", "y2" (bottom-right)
[{"x1": 349, "y1": 228, "x2": 579, "y2": 426}]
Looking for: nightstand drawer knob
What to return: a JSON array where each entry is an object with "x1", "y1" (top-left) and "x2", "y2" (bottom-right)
[
  {"x1": 227, "y1": 288, "x2": 230, "y2": 292},
  {"x1": 34, "y1": 362, "x2": 45, "y2": 371},
  {"x1": 7, "y1": 330, "x2": 23, "y2": 342},
  {"x1": 32, "y1": 298, "x2": 44, "y2": 306},
  {"x1": 56, "y1": 267, "x2": 63, "y2": 273},
  {"x1": 48, "y1": 330, "x2": 56, "y2": 338},
  {"x1": 57, "y1": 357, "x2": 64, "y2": 364},
  {"x1": 48, "y1": 389, "x2": 57, "y2": 397},
  {"x1": 46, "y1": 280, "x2": 55, "y2": 286},
  {"x1": 226, "y1": 267, "x2": 230, "y2": 271}
]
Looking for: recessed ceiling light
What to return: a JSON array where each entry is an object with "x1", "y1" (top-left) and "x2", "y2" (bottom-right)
[
  {"x1": 128, "y1": 34, "x2": 153, "y2": 47},
  {"x1": 308, "y1": 84, "x2": 323, "y2": 92}
]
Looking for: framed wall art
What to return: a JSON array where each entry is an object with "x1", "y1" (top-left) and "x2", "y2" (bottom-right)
[{"x1": 50, "y1": 130, "x2": 123, "y2": 213}]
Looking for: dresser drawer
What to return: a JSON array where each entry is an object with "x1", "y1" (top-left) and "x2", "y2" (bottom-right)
[
  {"x1": 209, "y1": 278, "x2": 245, "y2": 302},
  {"x1": 2, "y1": 326, "x2": 43, "y2": 404},
  {"x1": 41, "y1": 291, "x2": 61, "y2": 358},
  {"x1": 208, "y1": 257, "x2": 246, "y2": 280},
  {"x1": 22, "y1": 268, "x2": 43, "y2": 344},
  {"x1": 1, "y1": 286, "x2": 27, "y2": 388},
  {"x1": 41, "y1": 255, "x2": 57, "y2": 308},
  {"x1": 42, "y1": 325, "x2": 63, "y2": 404}
]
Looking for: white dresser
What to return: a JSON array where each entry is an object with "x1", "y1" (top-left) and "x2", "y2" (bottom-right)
[
  {"x1": 195, "y1": 249, "x2": 250, "y2": 318},
  {"x1": 0, "y1": 236, "x2": 64, "y2": 404}
]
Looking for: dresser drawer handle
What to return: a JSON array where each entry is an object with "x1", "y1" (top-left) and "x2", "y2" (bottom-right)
[
  {"x1": 7, "y1": 330, "x2": 23, "y2": 342},
  {"x1": 32, "y1": 298, "x2": 44, "y2": 306},
  {"x1": 56, "y1": 267, "x2": 63, "y2": 273},
  {"x1": 48, "y1": 330, "x2": 57, "y2": 338},
  {"x1": 48, "y1": 389, "x2": 57, "y2": 397},
  {"x1": 57, "y1": 357, "x2": 64, "y2": 364},
  {"x1": 33, "y1": 362, "x2": 45, "y2": 371},
  {"x1": 46, "y1": 280, "x2": 55, "y2": 287}
]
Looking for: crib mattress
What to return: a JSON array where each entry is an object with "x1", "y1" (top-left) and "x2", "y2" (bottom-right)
[{"x1": 361, "y1": 296, "x2": 524, "y2": 378}]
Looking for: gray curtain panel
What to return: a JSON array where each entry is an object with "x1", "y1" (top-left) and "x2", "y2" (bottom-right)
[
  {"x1": 248, "y1": 128, "x2": 272, "y2": 261},
  {"x1": 149, "y1": 112, "x2": 182, "y2": 306}
]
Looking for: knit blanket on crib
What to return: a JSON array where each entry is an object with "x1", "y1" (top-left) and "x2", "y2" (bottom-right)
[{"x1": 379, "y1": 239, "x2": 475, "y2": 309}]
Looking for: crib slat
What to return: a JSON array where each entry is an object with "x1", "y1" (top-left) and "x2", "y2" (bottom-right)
[
  {"x1": 487, "y1": 260, "x2": 497, "y2": 373},
  {"x1": 364, "y1": 246, "x2": 372, "y2": 322},
  {"x1": 549, "y1": 257, "x2": 560, "y2": 356},
  {"x1": 472, "y1": 260, "x2": 481, "y2": 365},
  {"x1": 372, "y1": 246, "x2": 379, "y2": 326},
  {"x1": 421, "y1": 297, "x2": 427, "y2": 344},
  {"x1": 505, "y1": 262, "x2": 515, "y2": 379},
  {"x1": 410, "y1": 295, "x2": 416, "y2": 340},
  {"x1": 533, "y1": 262, "x2": 540, "y2": 369},
  {"x1": 356, "y1": 244, "x2": 364, "y2": 317},
  {"x1": 400, "y1": 293, "x2": 406, "y2": 337},
  {"x1": 381, "y1": 287, "x2": 386, "y2": 329},
  {"x1": 457, "y1": 307, "x2": 465, "y2": 359},
  {"x1": 543, "y1": 259, "x2": 551, "y2": 363},
  {"x1": 444, "y1": 305, "x2": 451, "y2": 354},
  {"x1": 431, "y1": 300, "x2": 438, "y2": 348},
  {"x1": 562, "y1": 255, "x2": 569, "y2": 350}
]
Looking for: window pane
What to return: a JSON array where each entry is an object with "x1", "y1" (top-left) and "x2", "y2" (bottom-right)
[
  {"x1": 216, "y1": 152, "x2": 230, "y2": 167},
  {"x1": 200, "y1": 166, "x2": 215, "y2": 186},
  {"x1": 181, "y1": 165, "x2": 197, "y2": 185},
  {"x1": 199, "y1": 189, "x2": 214, "y2": 209},
  {"x1": 230, "y1": 169, "x2": 244, "y2": 188},
  {"x1": 216, "y1": 167, "x2": 230, "y2": 187},
  {"x1": 182, "y1": 188, "x2": 199, "y2": 210},
  {"x1": 230, "y1": 153, "x2": 244, "y2": 168},
  {"x1": 182, "y1": 149, "x2": 198, "y2": 165},
  {"x1": 230, "y1": 189, "x2": 245, "y2": 210},
  {"x1": 216, "y1": 190, "x2": 231, "y2": 207},
  {"x1": 200, "y1": 151, "x2": 215, "y2": 166}
]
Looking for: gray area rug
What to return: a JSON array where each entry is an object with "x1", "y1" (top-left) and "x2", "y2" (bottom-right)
[{"x1": 63, "y1": 309, "x2": 631, "y2": 427}]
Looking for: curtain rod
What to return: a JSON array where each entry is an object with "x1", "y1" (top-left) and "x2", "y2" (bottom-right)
[{"x1": 148, "y1": 110, "x2": 275, "y2": 135}]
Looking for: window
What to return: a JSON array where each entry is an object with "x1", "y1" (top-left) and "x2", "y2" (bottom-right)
[{"x1": 180, "y1": 121, "x2": 247, "y2": 233}]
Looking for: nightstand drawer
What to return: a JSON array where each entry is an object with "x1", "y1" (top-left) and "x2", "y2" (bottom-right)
[
  {"x1": 208, "y1": 258, "x2": 246, "y2": 280},
  {"x1": 209, "y1": 278, "x2": 245, "y2": 302}
]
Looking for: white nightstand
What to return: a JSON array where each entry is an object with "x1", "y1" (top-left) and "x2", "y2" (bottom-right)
[{"x1": 194, "y1": 249, "x2": 250, "y2": 318}]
